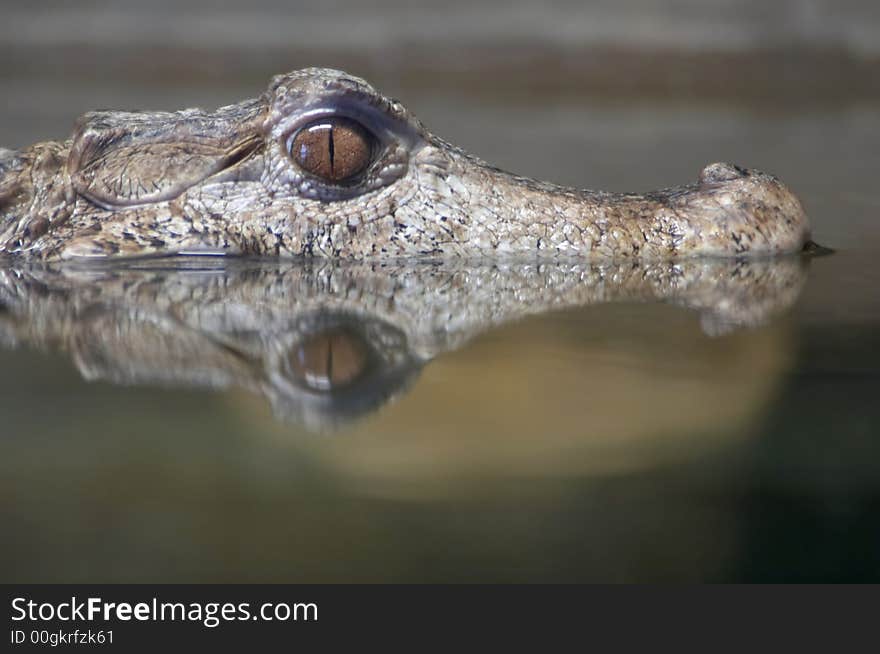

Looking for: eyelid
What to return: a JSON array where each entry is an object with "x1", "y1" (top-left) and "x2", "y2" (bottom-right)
[
  {"x1": 275, "y1": 99, "x2": 421, "y2": 151},
  {"x1": 266, "y1": 93, "x2": 421, "y2": 200}
]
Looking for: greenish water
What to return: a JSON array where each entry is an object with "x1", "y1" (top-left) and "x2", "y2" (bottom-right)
[{"x1": 0, "y1": 73, "x2": 878, "y2": 582}]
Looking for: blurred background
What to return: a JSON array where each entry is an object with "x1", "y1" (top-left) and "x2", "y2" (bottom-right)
[
  {"x1": 3, "y1": 0, "x2": 880, "y2": 96},
  {"x1": 0, "y1": 1, "x2": 878, "y2": 582}
]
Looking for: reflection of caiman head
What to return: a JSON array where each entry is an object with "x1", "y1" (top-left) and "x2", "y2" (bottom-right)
[{"x1": 0, "y1": 255, "x2": 813, "y2": 429}]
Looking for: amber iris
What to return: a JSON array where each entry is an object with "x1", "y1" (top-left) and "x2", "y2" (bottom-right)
[
  {"x1": 290, "y1": 117, "x2": 374, "y2": 182},
  {"x1": 289, "y1": 328, "x2": 369, "y2": 391}
]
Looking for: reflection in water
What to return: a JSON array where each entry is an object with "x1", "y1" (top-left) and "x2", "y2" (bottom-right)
[{"x1": 0, "y1": 256, "x2": 810, "y2": 429}]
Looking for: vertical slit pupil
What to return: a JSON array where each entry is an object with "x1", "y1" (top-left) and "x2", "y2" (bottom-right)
[
  {"x1": 328, "y1": 125, "x2": 335, "y2": 177},
  {"x1": 288, "y1": 328, "x2": 370, "y2": 391},
  {"x1": 326, "y1": 338, "x2": 334, "y2": 383},
  {"x1": 290, "y1": 117, "x2": 374, "y2": 182}
]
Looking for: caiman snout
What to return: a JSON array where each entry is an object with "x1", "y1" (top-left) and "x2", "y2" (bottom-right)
[{"x1": 688, "y1": 161, "x2": 811, "y2": 256}]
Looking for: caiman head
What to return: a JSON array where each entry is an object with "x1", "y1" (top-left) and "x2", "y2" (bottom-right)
[{"x1": 0, "y1": 68, "x2": 811, "y2": 260}]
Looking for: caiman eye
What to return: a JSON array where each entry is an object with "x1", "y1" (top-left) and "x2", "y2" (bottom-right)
[
  {"x1": 289, "y1": 117, "x2": 375, "y2": 183},
  {"x1": 289, "y1": 327, "x2": 370, "y2": 391}
]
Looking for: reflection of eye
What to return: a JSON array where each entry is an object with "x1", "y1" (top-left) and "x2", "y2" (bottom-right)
[
  {"x1": 289, "y1": 328, "x2": 369, "y2": 392},
  {"x1": 289, "y1": 117, "x2": 375, "y2": 183}
]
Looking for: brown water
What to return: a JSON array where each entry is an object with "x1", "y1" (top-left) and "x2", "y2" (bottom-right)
[{"x1": 0, "y1": 68, "x2": 878, "y2": 582}]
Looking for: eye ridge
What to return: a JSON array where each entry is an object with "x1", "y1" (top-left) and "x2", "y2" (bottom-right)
[{"x1": 289, "y1": 116, "x2": 375, "y2": 184}]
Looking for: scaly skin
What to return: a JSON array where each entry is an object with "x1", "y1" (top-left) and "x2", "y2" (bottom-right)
[
  {"x1": 0, "y1": 257, "x2": 809, "y2": 427},
  {"x1": 0, "y1": 68, "x2": 810, "y2": 260}
]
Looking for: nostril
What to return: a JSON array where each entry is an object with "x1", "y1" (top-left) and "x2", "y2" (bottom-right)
[{"x1": 699, "y1": 162, "x2": 749, "y2": 185}]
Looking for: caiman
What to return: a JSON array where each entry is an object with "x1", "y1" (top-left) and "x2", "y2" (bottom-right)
[{"x1": 0, "y1": 68, "x2": 810, "y2": 260}]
